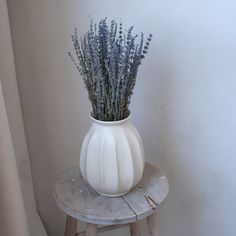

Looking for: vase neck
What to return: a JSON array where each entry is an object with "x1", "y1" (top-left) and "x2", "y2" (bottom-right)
[{"x1": 90, "y1": 114, "x2": 131, "y2": 126}]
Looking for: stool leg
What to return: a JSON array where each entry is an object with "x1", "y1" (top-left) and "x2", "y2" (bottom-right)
[
  {"x1": 146, "y1": 213, "x2": 160, "y2": 236},
  {"x1": 86, "y1": 223, "x2": 97, "y2": 236},
  {"x1": 130, "y1": 222, "x2": 141, "y2": 236},
  {"x1": 65, "y1": 215, "x2": 77, "y2": 236}
]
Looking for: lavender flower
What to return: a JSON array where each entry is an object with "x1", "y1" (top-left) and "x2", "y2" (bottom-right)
[{"x1": 68, "y1": 18, "x2": 152, "y2": 121}]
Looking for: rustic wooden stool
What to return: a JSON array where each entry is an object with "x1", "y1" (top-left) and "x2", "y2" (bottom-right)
[{"x1": 53, "y1": 162, "x2": 169, "y2": 236}]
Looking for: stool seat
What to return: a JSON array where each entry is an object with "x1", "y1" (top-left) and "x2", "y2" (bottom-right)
[{"x1": 53, "y1": 162, "x2": 169, "y2": 235}]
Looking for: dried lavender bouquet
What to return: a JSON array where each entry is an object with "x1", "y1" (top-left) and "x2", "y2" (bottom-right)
[{"x1": 68, "y1": 18, "x2": 152, "y2": 121}]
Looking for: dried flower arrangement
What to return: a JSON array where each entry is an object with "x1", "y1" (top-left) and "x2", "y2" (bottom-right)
[{"x1": 68, "y1": 18, "x2": 152, "y2": 121}]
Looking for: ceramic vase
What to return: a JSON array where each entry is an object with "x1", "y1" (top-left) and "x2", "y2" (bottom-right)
[{"x1": 80, "y1": 113, "x2": 145, "y2": 197}]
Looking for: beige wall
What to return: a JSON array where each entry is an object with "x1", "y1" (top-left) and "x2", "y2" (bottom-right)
[{"x1": 8, "y1": 0, "x2": 236, "y2": 236}]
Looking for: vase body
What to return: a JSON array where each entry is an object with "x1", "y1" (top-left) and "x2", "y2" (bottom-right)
[{"x1": 80, "y1": 114, "x2": 145, "y2": 197}]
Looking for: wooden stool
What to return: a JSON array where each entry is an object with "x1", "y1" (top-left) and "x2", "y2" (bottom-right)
[{"x1": 53, "y1": 163, "x2": 169, "y2": 236}]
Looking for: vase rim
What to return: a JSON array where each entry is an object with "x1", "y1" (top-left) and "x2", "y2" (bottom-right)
[{"x1": 89, "y1": 112, "x2": 131, "y2": 126}]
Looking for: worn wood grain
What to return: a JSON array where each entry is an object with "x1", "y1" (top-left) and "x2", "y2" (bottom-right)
[
  {"x1": 53, "y1": 166, "x2": 116, "y2": 225},
  {"x1": 146, "y1": 213, "x2": 160, "y2": 236},
  {"x1": 77, "y1": 224, "x2": 129, "y2": 235},
  {"x1": 101, "y1": 195, "x2": 136, "y2": 224},
  {"x1": 65, "y1": 215, "x2": 77, "y2": 236},
  {"x1": 122, "y1": 163, "x2": 169, "y2": 220},
  {"x1": 130, "y1": 222, "x2": 141, "y2": 236},
  {"x1": 85, "y1": 223, "x2": 97, "y2": 236},
  {"x1": 53, "y1": 163, "x2": 169, "y2": 226}
]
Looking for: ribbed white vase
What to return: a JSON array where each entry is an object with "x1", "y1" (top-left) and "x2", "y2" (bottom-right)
[{"x1": 80, "y1": 113, "x2": 145, "y2": 197}]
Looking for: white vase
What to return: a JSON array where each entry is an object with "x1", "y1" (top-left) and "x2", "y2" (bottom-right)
[{"x1": 80, "y1": 113, "x2": 145, "y2": 197}]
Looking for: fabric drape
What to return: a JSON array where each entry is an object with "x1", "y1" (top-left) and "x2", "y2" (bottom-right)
[
  {"x1": 0, "y1": 0, "x2": 48, "y2": 235},
  {"x1": 0, "y1": 82, "x2": 30, "y2": 236}
]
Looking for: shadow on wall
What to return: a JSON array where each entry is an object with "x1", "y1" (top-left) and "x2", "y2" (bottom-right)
[
  {"x1": 132, "y1": 40, "x2": 205, "y2": 235},
  {"x1": 160, "y1": 57, "x2": 203, "y2": 236}
]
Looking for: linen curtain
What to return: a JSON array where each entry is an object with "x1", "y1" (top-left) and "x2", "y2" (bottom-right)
[{"x1": 0, "y1": 0, "x2": 47, "y2": 235}]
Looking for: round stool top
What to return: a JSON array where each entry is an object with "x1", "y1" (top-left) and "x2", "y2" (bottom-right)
[{"x1": 53, "y1": 162, "x2": 169, "y2": 225}]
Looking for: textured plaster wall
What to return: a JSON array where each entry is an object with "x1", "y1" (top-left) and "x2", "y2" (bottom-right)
[{"x1": 7, "y1": 0, "x2": 236, "y2": 235}]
